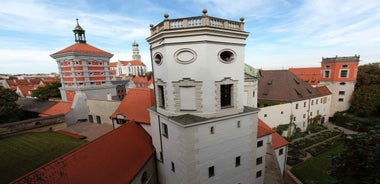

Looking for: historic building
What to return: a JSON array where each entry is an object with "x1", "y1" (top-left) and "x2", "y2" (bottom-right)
[
  {"x1": 109, "y1": 41, "x2": 147, "y2": 77},
  {"x1": 50, "y1": 20, "x2": 119, "y2": 124},
  {"x1": 147, "y1": 10, "x2": 263, "y2": 183},
  {"x1": 289, "y1": 55, "x2": 359, "y2": 117}
]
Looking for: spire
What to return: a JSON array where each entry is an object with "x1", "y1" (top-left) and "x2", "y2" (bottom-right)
[
  {"x1": 73, "y1": 19, "x2": 86, "y2": 43},
  {"x1": 132, "y1": 41, "x2": 141, "y2": 61}
]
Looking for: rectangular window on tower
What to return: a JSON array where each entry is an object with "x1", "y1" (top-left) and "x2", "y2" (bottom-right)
[
  {"x1": 220, "y1": 84, "x2": 233, "y2": 108},
  {"x1": 208, "y1": 166, "x2": 215, "y2": 177},
  {"x1": 340, "y1": 70, "x2": 348, "y2": 78},
  {"x1": 324, "y1": 70, "x2": 330, "y2": 78},
  {"x1": 157, "y1": 85, "x2": 165, "y2": 108},
  {"x1": 180, "y1": 86, "x2": 196, "y2": 111},
  {"x1": 162, "y1": 123, "x2": 168, "y2": 138}
]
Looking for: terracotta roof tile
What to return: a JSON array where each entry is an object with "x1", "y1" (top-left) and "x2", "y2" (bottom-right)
[
  {"x1": 111, "y1": 88, "x2": 155, "y2": 124},
  {"x1": 13, "y1": 122, "x2": 153, "y2": 183},
  {"x1": 315, "y1": 86, "x2": 332, "y2": 95},
  {"x1": 272, "y1": 132, "x2": 289, "y2": 149},
  {"x1": 257, "y1": 119, "x2": 274, "y2": 137},
  {"x1": 118, "y1": 60, "x2": 146, "y2": 66},
  {"x1": 51, "y1": 43, "x2": 113, "y2": 57},
  {"x1": 17, "y1": 85, "x2": 37, "y2": 97},
  {"x1": 39, "y1": 102, "x2": 72, "y2": 117},
  {"x1": 288, "y1": 67, "x2": 322, "y2": 85},
  {"x1": 258, "y1": 70, "x2": 322, "y2": 102}
]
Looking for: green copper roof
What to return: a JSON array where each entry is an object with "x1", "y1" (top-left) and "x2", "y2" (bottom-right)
[{"x1": 244, "y1": 64, "x2": 260, "y2": 78}]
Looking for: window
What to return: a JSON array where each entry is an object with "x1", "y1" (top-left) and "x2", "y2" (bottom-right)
[
  {"x1": 141, "y1": 172, "x2": 148, "y2": 184},
  {"x1": 253, "y1": 91, "x2": 255, "y2": 97},
  {"x1": 208, "y1": 166, "x2": 215, "y2": 177},
  {"x1": 159, "y1": 151, "x2": 163, "y2": 162},
  {"x1": 154, "y1": 53, "x2": 163, "y2": 65},
  {"x1": 325, "y1": 65, "x2": 330, "y2": 69},
  {"x1": 340, "y1": 82, "x2": 346, "y2": 85},
  {"x1": 293, "y1": 116, "x2": 296, "y2": 121},
  {"x1": 339, "y1": 98, "x2": 344, "y2": 102},
  {"x1": 236, "y1": 156, "x2": 241, "y2": 167},
  {"x1": 218, "y1": 49, "x2": 235, "y2": 63},
  {"x1": 324, "y1": 70, "x2": 330, "y2": 78},
  {"x1": 340, "y1": 70, "x2": 348, "y2": 78},
  {"x1": 210, "y1": 126, "x2": 214, "y2": 134},
  {"x1": 311, "y1": 100, "x2": 314, "y2": 105},
  {"x1": 88, "y1": 115, "x2": 94, "y2": 123},
  {"x1": 264, "y1": 114, "x2": 267, "y2": 117},
  {"x1": 304, "y1": 102, "x2": 307, "y2": 107},
  {"x1": 303, "y1": 114, "x2": 306, "y2": 118},
  {"x1": 320, "y1": 98, "x2": 323, "y2": 103},
  {"x1": 317, "y1": 110, "x2": 320, "y2": 115},
  {"x1": 180, "y1": 86, "x2": 196, "y2": 110},
  {"x1": 256, "y1": 170, "x2": 262, "y2": 178},
  {"x1": 342, "y1": 64, "x2": 348, "y2": 68},
  {"x1": 100, "y1": 62, "x2": 103, "y2": 65},
  {"x1": 221, "y1": 84, "x2": 233, "y2": 108},
  {"x1": 158, "y1": 85, "x2": 165, "y2": 108},
  {"x1": 339, "y1": 91, "x2": 345, "y2": 95},
  {"x1": 316, "y1": 100, "x2": 318, "y2": 104},
  {"x1": 96, "y1": 116, "x2": 101, "y2": 124},
  {"x1": 281, "y1": 111, "x2": 283, "y2": 114},
  {"x1": 257, "y1": 140, "x2": 263, "y2": 147},
  {"x1": 256, "y1": 157, "x2": 263, "y2": 165},
  {"x1": 171, "y1": 162, "x2": 175, "y2": 172},
  {"x1": 237, "y1": 121, "x2": 241, "y2": 128},
  {"x1": 162, "y1": 123, "x2": 168, "y2": 138},
  {"x1": 279, "y1": 148, "x2": 284, "y2": 155},
  {"x1": 75, "y1": 61, "x2": 79, "y2": 65},
  {"x1": 310, "y1": 112, "x2": 313, "y2": 116},
  {"x1": 303, "y1": 121, "x2": 306, "y2": 127},
  {"x1": 88, "y1": 62, "x2": 91, "y2": 65},
  {"x1": 295, "y1": 103, "x2": 299, "y2": 109}
]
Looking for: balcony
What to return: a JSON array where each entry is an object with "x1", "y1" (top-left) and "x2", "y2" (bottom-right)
[{"x1": 150, "y1": 9, "x2": 245, "y2": 35}]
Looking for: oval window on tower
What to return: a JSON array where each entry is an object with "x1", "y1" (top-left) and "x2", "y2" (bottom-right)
[
  {"x1": 154, "y1": 52, "x2": 163, "y2": 65},
  {"x1": 174, "y1": 48, "x2": 197, "y2": 64},
  {"x1": 218, "y1": 49, "x2": 236, "y2": 63}
]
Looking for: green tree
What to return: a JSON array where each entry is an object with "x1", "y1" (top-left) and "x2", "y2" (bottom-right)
[
  {"x1": 0, "y1": 86, "x2": 22, "y2": 123},
  {"x1": 331, "y1": 131, "x2": 380, "y2": 183},
  {"x1": 350, "y1": 63, "x2": 380, "y2": 117},
  {"x1": 31, "y1": 82, "x2": 61, "y2": 100}
]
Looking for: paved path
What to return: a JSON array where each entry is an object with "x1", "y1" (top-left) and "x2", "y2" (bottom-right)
[
  {"x1": 63, "y1": 122, "x2": 114, "y2": 141},
  {"x1": 325, "y1": 121, "x2": 358, "y2": 134}
]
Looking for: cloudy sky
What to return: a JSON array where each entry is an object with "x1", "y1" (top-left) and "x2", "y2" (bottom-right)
[{"x1": 1, "y1": 0, "x2": 379, "y2": 74}]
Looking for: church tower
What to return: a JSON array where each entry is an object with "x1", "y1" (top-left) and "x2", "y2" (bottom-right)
[
  {"x1": 132, "y1": 40, "x2": 141, "y2": 61},
  {"x1": 147, "y1": 10, "x2": 260, "y2": 183}
]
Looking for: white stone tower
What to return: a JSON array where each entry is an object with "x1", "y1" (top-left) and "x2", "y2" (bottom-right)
[
  {"x1": 132, "y1": 40, "x2": 142, "y2": 61},
  {"x1": 147, "y1": 10, "x2": 260, "y2": 184}
]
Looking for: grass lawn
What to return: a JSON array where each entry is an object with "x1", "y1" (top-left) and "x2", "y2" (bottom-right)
[
  {"x1": 0, "y1": 131, "x2": 87, "y2": 183},
  {"x1": 290, "y1": 145, "x2": 344, "y2": 184}
]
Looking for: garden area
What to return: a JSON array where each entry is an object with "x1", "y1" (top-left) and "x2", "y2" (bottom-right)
[
  {"x1": 290, "y1": 145, "x2": 344, "y2": 183},
  {"x1": 0, "y1": 131, "x2": 87, "y2": 183}
]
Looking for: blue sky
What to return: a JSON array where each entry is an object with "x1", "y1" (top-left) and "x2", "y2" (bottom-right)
[{"x1": 1, "y1": 0, "x2": 379, "y2": 74}]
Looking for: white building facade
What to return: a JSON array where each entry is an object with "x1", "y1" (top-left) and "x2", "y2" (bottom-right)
[{"x1": 147, "y1": 10, "x2": 262, "y2": 184}]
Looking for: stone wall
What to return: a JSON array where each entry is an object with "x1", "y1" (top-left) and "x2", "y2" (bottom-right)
[{"x1": 0, "y1": 114, "x2": 67, "y2": 137}]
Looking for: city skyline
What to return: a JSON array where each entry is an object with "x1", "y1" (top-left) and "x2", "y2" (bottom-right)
[{"x1": 1, "y1": 0, "x2": 380, "y2": 74}]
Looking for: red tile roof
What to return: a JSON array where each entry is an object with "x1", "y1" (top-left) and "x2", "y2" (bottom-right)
[
  {"x1": 119, "y1": 60, "x2": 146, "y2": 66},
  {"x1": 272, "y1": 132, "x2": 289, "y2": 149},
  {"x1": 288, "y1": 67, "x2": 322, "y2": 85},
  {"x1": 39, "y1": 102, "x2": 72, "y2": 117},
  {"x1": 111, "y1": 88, "x2": 156, "y2": 124},
  {"x1": 109, "y1": 62, "x2": 118, "y2": 67},
  {"x1": 315, "y1": 86, "x2": 332, "y2": 96},
  {"x1": 17, "y1": 85, "x2": 37, "y2": 97},
  {"x1": 51, "y1": 43, "x2": 113, "y2": 57},
  {"x1": 132, "y1": 75, "x2": 154, "y2": 87},
  {"x1": 257, "y1": 119, "x2": 274, "y2": 137},
  {"x1": 13, "y1": 122, "x2": 153, "y2": 184}
]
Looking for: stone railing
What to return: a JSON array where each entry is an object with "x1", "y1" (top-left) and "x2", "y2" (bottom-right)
[{"x1": 150, "y1": 9, "x2": 245, "y2": 35}]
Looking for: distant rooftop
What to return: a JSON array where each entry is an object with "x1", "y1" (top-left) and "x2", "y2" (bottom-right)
[
  {"x1": 149, "y1": 9, "x2": 246, "y2": 36},
  {"x1": 322, "y1": 55, "x2": 360, "y2": 63}
]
